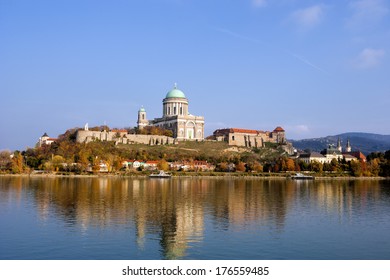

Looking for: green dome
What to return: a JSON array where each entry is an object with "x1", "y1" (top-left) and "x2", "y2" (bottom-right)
[
  {"x1": 166, "y1": 88, "x2": 186, "y2": 99},
  {"x1": 139, "y1": 107, "x2": 146, "y2": 112}
]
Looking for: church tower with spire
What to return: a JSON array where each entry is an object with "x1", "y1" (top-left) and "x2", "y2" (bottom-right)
[
  {"x1": 337, "y1": 137, "x2": 342, "y2": 152},
  {"x1": 346, "y1": 139, "x2": 352, "y2": 152}
]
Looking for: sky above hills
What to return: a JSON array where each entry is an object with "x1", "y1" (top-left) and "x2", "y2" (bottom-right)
[{"x1": 1, "y1": 0, "x2": 389, "y2": 151}]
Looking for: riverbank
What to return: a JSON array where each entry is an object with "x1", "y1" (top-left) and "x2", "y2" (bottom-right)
[{"x1": 0, "y1": 172, "x2": 387, "y2": 180}]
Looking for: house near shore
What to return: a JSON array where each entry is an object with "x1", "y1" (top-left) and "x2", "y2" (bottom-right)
[
  {"x1": 169, "y1": 160, "x2": 215, "y2": 171},
  {"x1": 86, "y1": 161, "x2": 109, "y2": 173},
  {"x1": 122, "y1": 160, "x2": 160, "y2": 171}
]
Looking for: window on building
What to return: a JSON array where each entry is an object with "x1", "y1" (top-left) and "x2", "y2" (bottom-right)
[
  {"x1": 174, "y1": 107, "x2": 176, "y2": 115},
  {"x1": 232, "y1": 136, "x2": 235, "y2": 141},
  {"x1": 180, "y1": 107, "x2": 183, "y2": 115}
]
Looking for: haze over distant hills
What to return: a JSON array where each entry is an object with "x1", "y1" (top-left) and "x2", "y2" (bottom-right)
[{"x1": 290, "y1": 133, "x2": 390, "y2": 155}]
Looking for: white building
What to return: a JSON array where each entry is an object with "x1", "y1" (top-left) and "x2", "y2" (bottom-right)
[
  {"x1": 37, "y1": 133, "x2": 57, "y2": 147},
  {"x1": 299, "y1": 152, "x2": 328, "y2": 164},
  {"x1": 138, "y1": 84, "x2": 205, "y2": 141}
]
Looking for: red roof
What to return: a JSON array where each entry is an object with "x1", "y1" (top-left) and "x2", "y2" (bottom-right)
[
  {"x1": 194, "y1": 160, "x2": 208, "y2": 165},
  {"x1": 273, "y1": 126, "x2": 285, "y2": 132},
  {"x1": 347, "y1": 151, "x2": 366, "y2": 161},
  {"x1": 230, "y1": 128, "x2": 261, "y2": 134},
  {"x1": 214, "y1": 128, "x2": 272, "y2": 135}
]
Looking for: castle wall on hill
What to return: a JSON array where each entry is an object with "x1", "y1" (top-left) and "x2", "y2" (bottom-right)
[
  {"x1": 76, "y1": 130, "x2": 175, "y2": 145},
  {"x1": 212, "y1": 127, "x2": 294, "y2": 154},
  {"x1": 213, "y1": 128, "x2": 285, "y2": 148}
]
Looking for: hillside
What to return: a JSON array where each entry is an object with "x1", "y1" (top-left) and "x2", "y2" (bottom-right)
[
  {"x1": 115, "y1": 140, "x2": 284, "y2": 164},
  {"x1": 290, "y1": 132, "x2": 390, "y2": 155}
]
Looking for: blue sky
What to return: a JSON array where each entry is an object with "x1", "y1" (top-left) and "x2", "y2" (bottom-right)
[{"x1": 1, "y1": 0, "x2": 389, "y2": 151}]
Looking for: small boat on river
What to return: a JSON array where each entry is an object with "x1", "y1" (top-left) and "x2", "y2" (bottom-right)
[
  {"x1": 149, "y1": 170, "x2": 172, "y2": 178},
  {"x1": 291, "y1": 173, "x2": 314, "y2": 180}
]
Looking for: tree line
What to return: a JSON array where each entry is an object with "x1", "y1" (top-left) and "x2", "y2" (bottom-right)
[{"x1": 0, "y1": 127, "x2": 389, "y2": 177}]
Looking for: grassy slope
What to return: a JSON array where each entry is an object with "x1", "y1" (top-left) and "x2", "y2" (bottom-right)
[{"x1": 115, "y1": 141, "x2": 285, "y2": 164}]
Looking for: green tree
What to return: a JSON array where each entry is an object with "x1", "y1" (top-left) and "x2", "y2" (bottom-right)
[
  {"x1": 52, "y1": 155, "x2": 65, "y2": 171},
  {"x1": 384, "y1": 150, "x2": 390, "y2": 160},
  {"x1": 368, "y1": 158, "x2": 380, "y2": 177},
  {"x1": 350, "y1": 160, "x2": 362, "y2": 177},
  {"x1": 299, "y1": 161, "x2": 309, "y2": 171},
  {"x1": 380, "y1": 161, "x2": 390, "y2": 177},
  {"x1": 310, "y1": 161, "x2": 323, "y2": 173},
  {"x1": 330, "y1": 158, "x2": 340, "y2": 172},
  {"x1": 0, "y1": 150, "x2": 12, "y2": 171},
  {"x1": 112, "y1": 155, "x2": 123, "y2": 172}
]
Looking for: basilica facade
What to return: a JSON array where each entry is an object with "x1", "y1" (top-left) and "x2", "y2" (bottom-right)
[{"x1": 137, "y1": 85, "x2": 205, "y2": 141}]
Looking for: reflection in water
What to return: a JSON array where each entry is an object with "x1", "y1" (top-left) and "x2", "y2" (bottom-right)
[{"x1": 0, "y1": 176, "x2": 389, "y2": 259}]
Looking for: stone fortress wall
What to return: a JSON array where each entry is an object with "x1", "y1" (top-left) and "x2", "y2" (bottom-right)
[
  {"x1": 213, "y1": 127, "x2": 286, "y2": 148},
  {"x1": 212, "y1": 126, "x2": 294, "y2": 154},
  {"x1": 76, "y1": 130, "x2": 175, "y2": 145}
]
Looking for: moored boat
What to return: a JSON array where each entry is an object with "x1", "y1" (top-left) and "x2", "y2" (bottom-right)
[
  {"x1": 149, "y1": 170, "x2": 171, "y2": 178},
  {"x1": 291, "y1": 173, "x2": 314, "y2": 180}
]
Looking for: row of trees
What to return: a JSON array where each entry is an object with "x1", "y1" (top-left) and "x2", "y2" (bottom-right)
[
  {"x1": 262, "y1": 153, "x2": 389, "y2": 177},
  {"x1": 0, "y1": 150, "x2": 25, "y2": 173},
  {"x1": 366, "y1": 151, "x2": 390, "y2": 177},
  {"x1": 1, "y1": 127, "x2": 389, "y2": 177},
  {"x1": 122, "y1": 126, "x2": 173, "y2": 137},
  {"x1": 2, "y1": 147, "x2": 389, "y2": 177}
]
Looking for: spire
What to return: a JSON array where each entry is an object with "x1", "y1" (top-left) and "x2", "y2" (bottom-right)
[
  {"x1": 346, "y1": 138, "x2": 351, "y2": 152},
  {"x1": 174, "y1": 82, "x2": 177, "y2": 89},
  {"x1": 337, "y1": 137, "x2": 342, "y2": 152}
]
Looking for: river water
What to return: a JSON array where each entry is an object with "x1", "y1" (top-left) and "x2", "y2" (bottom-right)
[{"x1": 0, "y1": 176, "x2": 389, "y2": 260}]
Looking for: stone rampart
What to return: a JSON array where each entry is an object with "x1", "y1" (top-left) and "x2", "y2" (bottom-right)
[{"x1": 76, "y1": 130, "x2": 175, "y2": 145}]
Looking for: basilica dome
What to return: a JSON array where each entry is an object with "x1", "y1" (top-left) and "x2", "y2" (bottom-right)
[{"x1": 166, "y1": 87, "x2": 186, "y2": 99}]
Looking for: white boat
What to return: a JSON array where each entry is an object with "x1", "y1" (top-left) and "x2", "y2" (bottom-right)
[
  {"x1": 291, "y1": 173, "x2": 314, "y2": 180},
  {"x1": 149, "y1": 170, "x2": 171, "y2": 178}
]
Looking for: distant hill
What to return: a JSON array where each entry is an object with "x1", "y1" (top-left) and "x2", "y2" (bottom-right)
[{"x1": 290, "y1": 132, "x2": 390, "y2": 155}]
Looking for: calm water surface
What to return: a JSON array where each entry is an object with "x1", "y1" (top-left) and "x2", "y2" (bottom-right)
[{"x1": 1, "y1": 176, "x2": 389, "y2": 260}]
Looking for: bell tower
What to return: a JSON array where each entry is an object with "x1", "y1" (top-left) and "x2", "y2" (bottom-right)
[
  {"x1": 337, "y1": 137, "x2": 342, "y2": 152},
  {"x1": 346, "y1": 139, "x2": 352, "y2": 152},
  {"x1": 137, "y1": 106, "x2": 148, "y2": 130}
]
